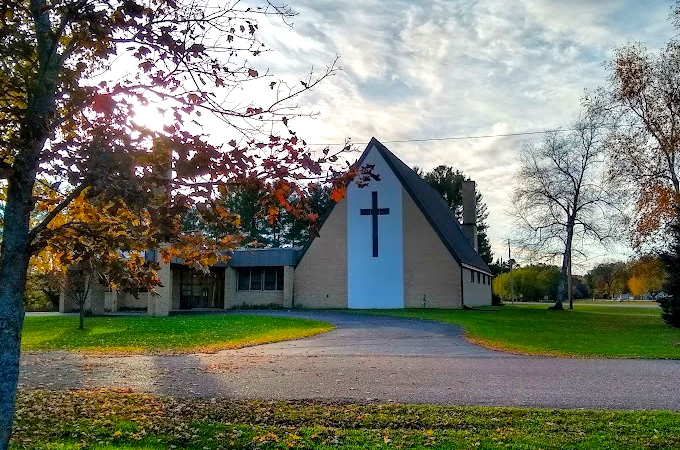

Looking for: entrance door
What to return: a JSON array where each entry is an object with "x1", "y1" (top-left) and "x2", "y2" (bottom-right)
[{"x1": 178, "y1": 267, "x2": 225, "y2": 309}]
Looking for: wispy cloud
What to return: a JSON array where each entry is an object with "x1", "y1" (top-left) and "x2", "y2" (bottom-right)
[{"x1": 251, "y1": 0, "x2": 675, "y2": 268}]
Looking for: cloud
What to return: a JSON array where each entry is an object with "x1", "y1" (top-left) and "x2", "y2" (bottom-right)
[{"x1": 250, "y1": 0, "x2": 676, "y2": 268}]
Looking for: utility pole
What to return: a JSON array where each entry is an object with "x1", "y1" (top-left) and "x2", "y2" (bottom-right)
[
  {"x1": 499, "y1": 257, "x2": 504, "y2": 301},
  {"x1": 508, "y1": 239, "x2": 514, "y2": 304}
]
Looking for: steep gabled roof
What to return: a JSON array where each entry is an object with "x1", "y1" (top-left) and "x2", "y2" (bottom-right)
[
  {"x1": 369, "y1": 138, "x2": 491, "y2": 274},
  {"x1": 297, "y1": 137, "x2": 491, "y2": 274}
]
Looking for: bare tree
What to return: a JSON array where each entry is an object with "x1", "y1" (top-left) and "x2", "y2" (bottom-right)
[{"x1": 512, "y1": 112, "x2": 619, "y2": 310}]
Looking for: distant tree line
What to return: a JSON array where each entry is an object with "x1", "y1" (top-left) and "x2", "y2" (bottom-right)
[
  {"x1": 586, "y1": 257, "x2": 666, "y2": 300},
  {"x1": 492, "y1": 255, "x2": 667, "y2": 302},
  {"x1": 493, "y1": 264, "x2": 589, "y2": 302}
]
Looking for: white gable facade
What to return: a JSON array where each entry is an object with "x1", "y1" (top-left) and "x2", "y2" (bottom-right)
[{"x1": 347, "y1": 146, "x2": 404, "y2": 308}]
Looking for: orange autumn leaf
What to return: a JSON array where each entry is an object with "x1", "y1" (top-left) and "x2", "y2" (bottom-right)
[{"x1": 330, "y1": 186, "x2": 345, "y2": 202}]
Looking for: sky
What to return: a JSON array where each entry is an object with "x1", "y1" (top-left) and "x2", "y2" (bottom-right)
[{"x1": 239, "y1": 0, "x2": 676, "y2": 271}]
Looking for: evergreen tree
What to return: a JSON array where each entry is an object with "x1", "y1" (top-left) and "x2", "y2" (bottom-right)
[
  {"x1": 415, "y1": 165, "x2": 494, "y2": 264},
  {"x1": 182, "y1": 184, "x2": 332, "y2": 248},
  {"x1": 659, "y1": 206, "x2": 680, "y2": 327}
]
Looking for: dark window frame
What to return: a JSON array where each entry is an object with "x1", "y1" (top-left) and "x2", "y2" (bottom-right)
[{"x1": 237, "y1": 266, "x2": 284, "y2": 291}]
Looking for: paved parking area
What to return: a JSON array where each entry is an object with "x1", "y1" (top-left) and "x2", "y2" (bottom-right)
[{"x1": 19, "y1": 311, "x2": 680, "y2": 410}]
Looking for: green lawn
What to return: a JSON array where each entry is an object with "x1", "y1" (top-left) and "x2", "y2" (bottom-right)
[
  {"x1": 11, "y1": 390, "x2": 680, "y2": 450},
  {"x1": 359, "y1": 303, "x2": 680, "y2": 359},
  {"x1": 21, "y1": 315, "x2": 333, "y2": 353}
]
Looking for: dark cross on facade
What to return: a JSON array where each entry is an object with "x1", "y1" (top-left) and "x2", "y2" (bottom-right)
[{"x1": 360, "y1": 191, "x2": 390, "y2": 257}]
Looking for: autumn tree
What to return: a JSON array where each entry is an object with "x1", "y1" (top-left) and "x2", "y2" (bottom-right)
[
  {"x1": 0, "y1": 1, "x2": 350, "y2": 447},
  {"x1": 415, "y1": 165, "x2": 493, "y2": 264},
  {"x1": 587, "y1": 261, "x2": 630, "y2": 299},
  {"x1": 627, "y1": 255, "x2": 665, "y2": 298},
  {"x1": 512, "y1": 111, "x2": 619, "y2": 310},
  {"x1": 593, "y1": 3, "x2": 680, "y2": 249}
]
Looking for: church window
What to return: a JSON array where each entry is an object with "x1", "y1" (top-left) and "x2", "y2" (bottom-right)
[
  {"x1": 276, "y1": 267, "x2": 284, "y2": 289},
  {"x1": 264, "y1": 268, "x2": 282, "y2": 290},
  {"x1": 470, "y1": 270, "x2": 474, "y2": 282},
  {"x1": 250, "y1": 268, "x2": 263, "y2": 290},
  {"x1": 477, "y1": 272, "x2": 481, "y2": 283},
  {"x1": 238, "y1": 267, "x2": 284, "y2": 291},
  {"x1": 237, "y1": 268, "x2": 250, "y2": 290}
]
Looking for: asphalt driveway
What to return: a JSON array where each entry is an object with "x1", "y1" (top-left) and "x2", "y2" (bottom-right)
[{"x1": 19, "y1": 311, "x2": 680, "y2": 410}]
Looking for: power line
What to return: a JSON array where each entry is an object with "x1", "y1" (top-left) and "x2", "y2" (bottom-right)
[{"x1": 306, "y1": 124, "x2": 632, "y2": 146}]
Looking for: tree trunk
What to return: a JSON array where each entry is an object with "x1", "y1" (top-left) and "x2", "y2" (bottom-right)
[
  {"x1": 551, "y1": 221, "x2": 575, "y2": 310},
  {"x1": 0, "y1": 158, "x2": 40, "y2": 450},
  {"x1": 1, "y1": 3, "x2": 59, "y2": 447},
  {"x1": 79, "y1": 308, "x2": 84, "y2": 330},
  {"x1": 551, "y1": 254, "x2": 568, "y2": 310},
  {"x1": 568, "y1": 252, "x2": 573, "y2": 310}
]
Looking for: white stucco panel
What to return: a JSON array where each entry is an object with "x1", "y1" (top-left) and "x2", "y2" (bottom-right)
[{"x1": 347, "y1": 145, "x2": 404, "y2": 308}]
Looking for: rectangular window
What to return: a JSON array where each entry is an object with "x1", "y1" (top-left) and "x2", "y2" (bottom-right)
[
  {"x1": 470, "y1": 270, "x2": 475, "y2": 283},
  {"x1": 237, "y1": 269, "x2": 250, "y2": 291},
  {"x1": 477, "y1": 272, "x2": 481, "y2": 283},
  {"x1": 264, "y1": 268, "x2": 277, "y2": 290},
  {"x1": 276, "y1": 267, "x2": 284, "y2": 290},
  {"x1": 250, "y1": 268, "x2": 263, "y2": 290},
  {"x1": 489, "y1": 276, "x2": 492, "y2": 286},
  {"x1": 237, "y1": 267, "x2": 284, "y2": 291}
]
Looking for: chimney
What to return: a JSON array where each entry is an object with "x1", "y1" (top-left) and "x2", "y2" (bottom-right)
[{"x1": 461, "y1": 179, "x2": 478, "y2": 252}]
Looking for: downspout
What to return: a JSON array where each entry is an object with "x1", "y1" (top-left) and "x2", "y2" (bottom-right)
[{"x1": 460, "y1": 265, "x2": 465, "y2": 309}]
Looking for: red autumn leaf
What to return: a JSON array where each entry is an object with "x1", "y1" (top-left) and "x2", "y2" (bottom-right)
[
  {"x1": 91, "y1": 94, "x2": 116, "y2": 114},
  {"x1": 187, "y1": 93, "x2": 201, "y2": 103}
]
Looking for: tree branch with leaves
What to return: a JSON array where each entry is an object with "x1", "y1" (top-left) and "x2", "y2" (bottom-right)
[{"x1": 0, "y1": 1, "x2": 349, "y2": 447}]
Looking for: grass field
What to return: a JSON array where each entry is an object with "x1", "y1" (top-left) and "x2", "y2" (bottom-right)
[
  {"x1": 11, "y1": 390, "x2": 680, "y2": 450},
  {"x1": 362, "y1": 303, "x2": 680, "y2": 359},
  {"x1": 21, "y1": 315, "x2": 333, "y2": 353}
]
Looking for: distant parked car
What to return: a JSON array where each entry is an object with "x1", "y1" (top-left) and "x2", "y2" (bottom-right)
[{"x1": 617, "y1": 293, "x2": 634, "y2": 301}]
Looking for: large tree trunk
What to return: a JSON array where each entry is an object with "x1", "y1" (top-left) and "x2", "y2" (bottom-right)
[
  {"x1": 552, "y1": 254, "x2": 568, "y2": 310},
  {"x1": 1, "y1": 3, "x2": 59, "y2": 446},
  {"x1": 568, "y1": 251, "x2": 573, "y2": 310},
  {"x1": 551, "y1": 221, "x2": 574, "y2": 311},
  {"x1": 0, "y1": 157, "x2": 40, "y2": 449}
]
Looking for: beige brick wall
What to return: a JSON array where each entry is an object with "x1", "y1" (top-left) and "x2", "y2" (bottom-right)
[
  {"x1": 223, "y1": 267, "x2": 285, "y2": 308},
  {"x1": 118, "y1": 292, "x2": 149, "y2": 309},
  {"x1": 462, "y1": 268, "x2": 492, "y2": 307},
  {"x1": 293, "y1": 198, "x2": 348, "y2": 308},
  {"x1": 402, "y1": 188, "x2": 463, "y2": 309},
  {"x1": 232, "y1": 290, "x2": 285, "y2": 308}
]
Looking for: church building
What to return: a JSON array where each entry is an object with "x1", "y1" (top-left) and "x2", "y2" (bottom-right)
[{"x1": 60, "y1": 138, "x2": 492, "y2": 315}]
